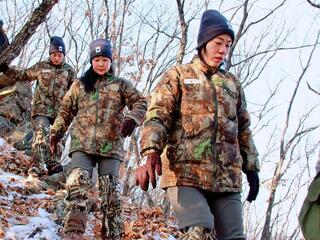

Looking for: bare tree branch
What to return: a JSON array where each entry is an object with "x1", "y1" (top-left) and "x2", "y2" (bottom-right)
[
  {"x1": 0, "y1": 0, "x2": 59, "y2": 64},
  {"x1": 175, "y1": 0, "x2": 188, "y2": 64},
  {"x1": 307, "y1": 81, "x2": 320, "y2": 95},
  {"x1": 307, "y1": 0, "x2": 320, "y2": 8}
]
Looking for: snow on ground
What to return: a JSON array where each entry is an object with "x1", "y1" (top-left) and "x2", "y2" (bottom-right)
[{"x1": 0, "y1": 138, "x2": 178, "y2": 239}]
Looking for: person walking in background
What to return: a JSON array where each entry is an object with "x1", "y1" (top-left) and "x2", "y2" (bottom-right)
[
  {"x1": 136, "y1": 9, "x2": 260, "y2": 240},
  {"x1": 0, "y1": 19, "x2": 9, "y2": 53},
  {"x1": 50, "y1": 39, "x2": 147, "y2": 238},
  {"x1": 0, "y1": 36, "x2": 75, "y2": 177}
]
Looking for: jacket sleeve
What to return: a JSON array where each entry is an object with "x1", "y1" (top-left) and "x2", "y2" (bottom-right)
[
  {"x1": 122, "y1": 80, "x2": 147, "y2": 125},
  {"x1": 0, "y1": 63, "x2": 39, "y2": 88},
  {"x1": 67, "y1": 68, "x2": 77, "y2": 89},
  {"x1": 5, "y1": 62, "x2": 40, "y2": 83},
  {"x1": 140, "y1": 67, "x2": 181, "y2": 156},
  {"x1": 51, "y1": 80, "x2": 79, "y2": 136},
  {"x1": 237, "y1": 82, "x2": 260, "y2": 171}
]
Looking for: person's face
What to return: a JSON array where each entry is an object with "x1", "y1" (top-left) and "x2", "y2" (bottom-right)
[
  {"x1": 50, "y1": 52, "x2": 65, "y2": 66},
  {"x1": 201, "y1": 34, "x2": 232, "y2": 68},
  {"x1": 92, "y1": 56, "x2": 111, "y2": 75}
]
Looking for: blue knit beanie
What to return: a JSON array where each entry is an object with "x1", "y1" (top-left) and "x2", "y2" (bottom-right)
[
  {"x1": 49, "y1": 36, "x2": 65, "y2": 55},
  {"x1": 89, "y1": 39, "x2": 112, "y2": 62},
  {"x1": 196, "y1": 10, "x2": 234, "y2": 50}
]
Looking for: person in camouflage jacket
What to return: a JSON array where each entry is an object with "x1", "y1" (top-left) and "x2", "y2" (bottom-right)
[
  {"x1": 0, "y1": 20, "x2": 9, "y2": 53},
  {"x1": 0, "y1": 36, "x2": 75, "y2": 176},
  {"x1": 136, "y1": 10, "x2": 260, "y2": 240},
  {"x1": 50, "y1": 39, "x2": 147, "y2": 238}
]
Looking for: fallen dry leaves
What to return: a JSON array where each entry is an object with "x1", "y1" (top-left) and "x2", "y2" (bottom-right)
[{"x1": 0, "y1": 140, "x2": 178, "y2": 239}]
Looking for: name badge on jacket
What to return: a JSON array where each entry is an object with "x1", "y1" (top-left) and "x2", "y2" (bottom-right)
[{"x1": 184, "y1": 78, "x2": 201, "y2": 84}]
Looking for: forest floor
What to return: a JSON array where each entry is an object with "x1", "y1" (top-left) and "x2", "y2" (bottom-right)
[{"x1": 0, "y1": 138, "x2": 177, "y2": 240}]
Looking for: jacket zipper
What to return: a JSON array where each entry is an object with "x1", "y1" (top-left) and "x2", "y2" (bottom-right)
[
  {"x1": 207, "y1": 71, "x2": 219, "y2": 190},
  {"x1": 93, "y1": 83, "x2": 100, "y2": 152}
]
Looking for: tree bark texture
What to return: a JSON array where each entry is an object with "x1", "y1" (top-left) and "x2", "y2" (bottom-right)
[{"x1": 0, "y1": 0, "x2": 59, "y2": 64}]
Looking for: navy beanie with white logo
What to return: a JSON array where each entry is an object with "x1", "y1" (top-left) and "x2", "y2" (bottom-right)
[
  {"x1": 196, "y1": 9, "x2": 234, "y2": 50},
  {"x1": 89, "y1": 39, "x2": 112, "y2": 62},
  {"x1": 49, "y1": 36, "x2": 65, "y2": 55}
]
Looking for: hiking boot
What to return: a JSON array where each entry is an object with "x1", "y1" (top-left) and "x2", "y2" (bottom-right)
[{"x1": 63, "y1": 209, "x2": 87, "y2": 234}]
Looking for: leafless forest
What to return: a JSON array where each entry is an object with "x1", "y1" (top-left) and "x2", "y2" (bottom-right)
[{"x1": 0, "y1": 0, "x2": 319, "y2": 239}]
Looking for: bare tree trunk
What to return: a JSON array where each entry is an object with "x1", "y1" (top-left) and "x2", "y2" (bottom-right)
[
  {"x1": 260, "y1": 31, "x2": 320, "y2": 240},
  {"x1": 0, "y1": 0, "x2": 59, "y2": 64},
  {"x1": 176, "y1": 0, "x2": 188, "y2": 64}
]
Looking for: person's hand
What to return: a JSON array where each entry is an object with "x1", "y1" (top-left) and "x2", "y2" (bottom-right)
[
  {"x1": 135, "y1": 165, "x2": 149, "y2": 191},
  {"x1": 0, "y1": 63, "x2": 9, "y2": 73},
  {"x1": 146, "y1": 152, "x2": 162, "y2": 188},
  {"x1": 245, "y1": 170, "x2": 259, "y2": 202},
  {"x1": 49, "y1": 134, "x2": 60, "y2": 155},
  {"x1": 135, "y1": 153, "x2": 162, "y2": 191},
  {"x1": 120, "y1": 118, "x2": 137, "y2": 137}
]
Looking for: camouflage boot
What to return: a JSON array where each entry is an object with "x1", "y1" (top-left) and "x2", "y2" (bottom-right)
[
  {"x1": 32, "y1": 116, "x2": 62, "y2": 176},
  {"x1": 99, "y1": 175, "x2": 123, "y2": 240},
  {"x1": 31, "y1": 119, "x2": 50, "y2": 175},
  {"x1": 177, "y1": 226, "x2": 217, "y2": 240},
  {"x1": 62, "y1": 168, "x2": 92, "y2": 234},
  {"x1": 63, "y1": 208, "x2": 87, "y2": 234}
]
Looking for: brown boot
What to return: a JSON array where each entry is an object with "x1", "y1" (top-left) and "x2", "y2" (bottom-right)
[{"x1": 63, "y1": 209, "x2": 87, "y2": 234}]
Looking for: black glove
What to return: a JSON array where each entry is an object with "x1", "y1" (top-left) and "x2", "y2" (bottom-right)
[
  {"x1": 120, "y1": 118, "x2": 137, "y2": 137},
  {"x1": 0, "y1": 63, "x2": 9, "y2": 73},
  {"x1": 245, "y1": 170, "x2": 259, "y2": 202},
  {"x1": 47, "y1": 163, "x2": 63, "y2": 176}
]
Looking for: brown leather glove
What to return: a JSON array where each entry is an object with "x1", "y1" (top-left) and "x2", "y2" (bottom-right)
[
  {"x1": 135, "y1": 165, "x2": 149, "y2": 191},
  {"x1": 135, "y1": 152, "x2": 162, "y2": 191},
  {"x1": 49, "y1": 134, "x2": 61, "y2": 155},
  {"x1": 120, "y1": 118, "x2": 137, "y2": 137}
]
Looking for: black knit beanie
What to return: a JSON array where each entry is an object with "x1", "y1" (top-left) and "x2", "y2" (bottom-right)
[
  {"x1": 196, "y1": 9, "x2": 234, "y2": 50},
  {"x1": 89, "y1": 39, "x2": 112, "y2": 62},
  {"x1": 49, "y1": 36, "x2": 65, "y2": 55}
]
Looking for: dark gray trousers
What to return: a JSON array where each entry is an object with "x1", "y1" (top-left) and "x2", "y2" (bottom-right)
[{"x1": 167, "y1": 186, "x2": 245, "y2": 239}]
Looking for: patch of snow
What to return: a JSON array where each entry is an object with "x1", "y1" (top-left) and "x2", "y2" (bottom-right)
[
  {"x1": 0, "y1": 138, "x2": 6, "y2": 146},
  {"x1": 5, "y1": 208, "x2": 60, "y2": 240}
]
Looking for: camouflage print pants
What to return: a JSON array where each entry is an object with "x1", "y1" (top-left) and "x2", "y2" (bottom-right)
[
  {"x1": 63, "y1": 168, "x2": 92, "y2": 232},
  {"x1": 177, "y1": 226, "x2": 217, "y2": 240},
  {"x1": 31, "y1": 116, "x2": 59, "y2": 172},
  {"x1": 63, "y1": 153, "x2": 123, "y2": 238},
  {"x1": 99, "y1": 175, "x2": 124, "y2": 239}
]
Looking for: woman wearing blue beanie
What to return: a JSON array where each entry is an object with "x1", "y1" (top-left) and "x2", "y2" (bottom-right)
[
  {"x1": 0, "y1": 35, "x2": 75, "y2": 177},
  {"x1": 50, "y1": 39, "x2": 147, "y2": 239},
  {"x1": 136, "y1": 9, "x2": 260, "y2": 240}
]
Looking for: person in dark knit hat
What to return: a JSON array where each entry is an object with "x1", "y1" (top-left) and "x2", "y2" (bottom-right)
[
  {"x1": 136, "y1": 9, "x2": 259, "y2": 240},
  {"x1": 0, "y1": 35, "x2": 75, "y2": 179},
  {"x1": 50, "y1": 38, "x2": 147, "y2": 238},
  {"x1": 49, "y1": 36, "x2": 66, "y2": 55},
  {"x1": 0, "y1": 19, "x2": 9, "y2": 53}
]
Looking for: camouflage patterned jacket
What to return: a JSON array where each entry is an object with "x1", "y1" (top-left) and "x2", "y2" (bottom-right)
[
  {"x1": 140, "y1": 56, "x2": 259, "y2": 192},
  {"x1": 51, "y1": 74, "x2": 147, "y2": 160},
  {"x1": 4, "y1": 60, "x2": 75, "y2": 119}
]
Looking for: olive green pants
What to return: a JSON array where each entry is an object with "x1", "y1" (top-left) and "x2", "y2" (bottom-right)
[{"x1": 167, "y1": 186, "x2": 245, "y2": 239}]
